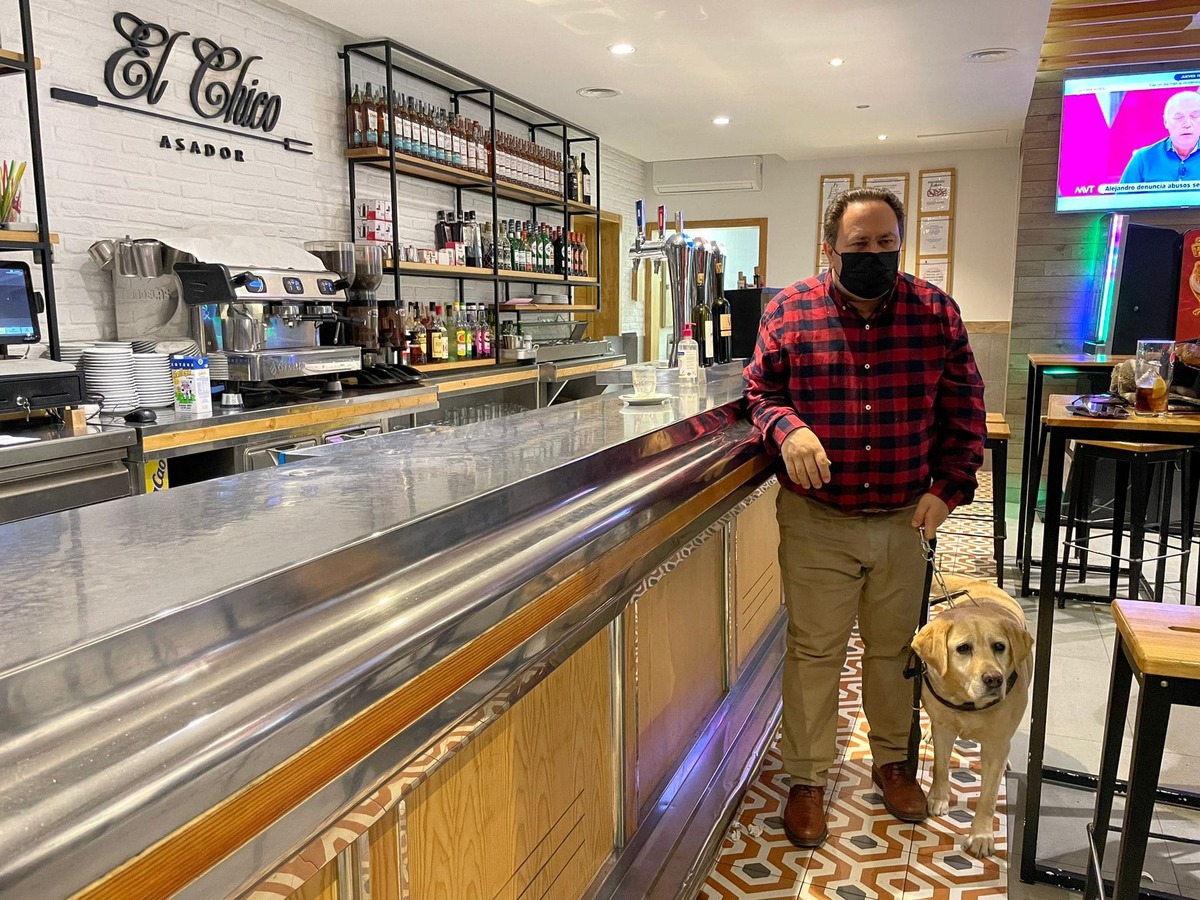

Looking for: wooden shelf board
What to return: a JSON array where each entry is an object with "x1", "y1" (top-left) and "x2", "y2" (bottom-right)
[
  {"x1": 413, "y1": 358, "x2": 498, "y2": 374},
  {"x1": 498, "y1": 270, "x2": 596, "y2": 285},
  {"x1": 499, "y1": 304, "x2": 598, "y2": 312},
  {"x1": 0, "y1": 230, "x2": 58, "y2": 245},
  {"x1": 0, "y1": 49, "x2": 39, "y2": 74},
  {"x1": 386, "y1": 262, "x2": 495, "y2": 278}
]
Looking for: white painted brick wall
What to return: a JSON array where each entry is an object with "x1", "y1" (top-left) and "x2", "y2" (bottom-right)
[{"x1": 2, "y1": 0, "x2": 650, "y2": 342}]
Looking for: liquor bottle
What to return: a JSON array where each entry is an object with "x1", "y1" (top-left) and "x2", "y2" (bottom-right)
[
  {"x1": 434, "y1": 210, "x2": 448, "y2": 250},
  {"x1": 347, "y1": 84, "x2": 364, "y2": 148},
  {"x1": 482, "y1": 221, "x2": 495, "y2": 269},
  {"x1": 737, "y1": 270, "x2": 747, "y2": 289},
  {"x1": 580, "y1": 152, "x2": 592, "y2": 205},
  {"x1": 753, "y1": 266, "x2": 763, "y2": 288},
  {"x1": 363, "y1": 83, "x2": 378, "y2": 147},
  {"x1": 566, "y1": 155, "x2": 578, "y2": 201},
  {"x1": 711, "y1": 262, "x2": 733, "y2": 365},
  {"x1": 390, "y1": 90, "x2": 403, "y2": 152},
  {"x1": 677, "y1": 323, "x2": 699, "y2": 381},
  {"x1": 454, "y1": 301, "x2": 469, "y2": 359},
  {"x1": 451, "y1": 115, "x2": 464, "y2": 168},
  {"x1": 481, "y1": 306, "x2": 493, "y2": 357},
  {"x1": 376, "y1": 88, "x2": 390, "y2": 150},
  {"x1": 552, "y1": 227, "x2": 564, "y2": 275},
  {"x1": 430, "y1": 304, "x2": 448, "y2": 360},
  {"x1": 444, "y1": 301, "x2": 458, "y2": 361},
  {"x1": 418, "y1": 102, "x2": 431, "y2": 159},
  {"x1": 409, "y1": 303, "x2": 426, "y2": 366},
  {"x1": 510, "y1": 221, "x2": 524, "y2": 272},
  {"x1": 692, "y1": 272, "x2": 713, "y2": 367}
]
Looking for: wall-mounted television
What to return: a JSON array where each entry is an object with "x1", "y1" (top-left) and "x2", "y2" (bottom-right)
[{"x1": 1057, "y1": 69, "x2": 1200, "y2": 213}]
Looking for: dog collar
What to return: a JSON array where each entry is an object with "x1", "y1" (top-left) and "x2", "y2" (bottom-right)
[{"x1": 922, "y1": 670, "x2": 1019, "y2": 712}]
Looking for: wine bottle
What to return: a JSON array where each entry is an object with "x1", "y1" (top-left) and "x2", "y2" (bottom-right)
[
  {"x1": 347, "y1": 83, "x2": 363, "y2": 148},
  {"x1": 712, "y1": 261, "x2": 733, "y2": 364},
  {"x1": 692, "y1": 272, "x2": 713, "y2": 367},
  {"x1": 580, "y1": 152, "x2": 592, "y2": 205},
  {"x1": 566, "y1": 156, "x2": 578, "y2": 202},
  {"x1": 363, "y1": 82, "x2": 378, "y2": 147}
]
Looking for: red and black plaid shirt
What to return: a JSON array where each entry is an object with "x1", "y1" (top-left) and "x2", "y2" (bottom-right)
[{"x1": 744, "y1": 271, "x2": 986, "y2": 514}]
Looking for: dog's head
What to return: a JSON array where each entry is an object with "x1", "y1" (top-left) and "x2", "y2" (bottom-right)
[{"x1": 911, "y1": 605, "x2": 1033, "y2": 704}]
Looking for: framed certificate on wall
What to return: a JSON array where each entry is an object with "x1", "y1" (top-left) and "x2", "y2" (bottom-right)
[
  {"x1": 863, "y1": 172, "x2": 911, "y2": 270},
  {"x1": 815, "y1": 174, "x2": 853, "y2": 274}
]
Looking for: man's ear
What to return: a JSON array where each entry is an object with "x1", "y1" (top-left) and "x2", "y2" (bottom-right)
[{"x1": 911, "y1": 618, "x2": 951, "y2": 677}]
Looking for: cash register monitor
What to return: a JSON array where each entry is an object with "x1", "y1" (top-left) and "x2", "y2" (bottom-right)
[{"x1": 0, "y1": 261, "x2": 39, "y2": 345}]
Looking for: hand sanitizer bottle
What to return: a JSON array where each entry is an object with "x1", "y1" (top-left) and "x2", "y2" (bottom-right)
[{"x1": 677, "y1": 323, "x2": 699, "y2": 382}]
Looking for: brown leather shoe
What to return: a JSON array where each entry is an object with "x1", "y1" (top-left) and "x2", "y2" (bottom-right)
[
  {"x1": 872, "y1": 761, "x2": 928, "y2": 822},
  {"x1": 783, "y1": 783, "x2": 827, "y2": 847}
]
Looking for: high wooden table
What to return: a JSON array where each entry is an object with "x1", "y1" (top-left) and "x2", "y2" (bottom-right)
[
  {"x1": 1018, "y1": 354, "x2": 1131, "y2": 596},
  {"x1": 1020, "y1": 395, "x2": 1200, "y2": 895}
]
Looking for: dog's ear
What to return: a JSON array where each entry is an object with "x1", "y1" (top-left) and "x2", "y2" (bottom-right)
[
  {"x1": 911, "y1": 618, "x2": 951, "y2": 677},
  {"x1": 1004, "y1": 618, "x2": 1034, "y2": 667}
]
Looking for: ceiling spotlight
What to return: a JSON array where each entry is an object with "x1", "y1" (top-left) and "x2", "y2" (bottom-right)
[
  {"x1": 828, "y1": 57, "x2": 844, "y2": 67},
  {"x1": 608, "y1": 43, "x2": 636, "y2": 56},
  {"x1": 856, "y1": 104, "x2": 870, "y2": 109},
  {"x1": 877, "y1": 134, "x2": 888, "y2": 141},
  {"x1": 963, "y1": 47, "x2": 1018, "y2": 63},
  {"x1": 712, "y1": 116, "x2": 730, "y2": 126},
  {"x1": 576, "y1": 87, "x2": 622, "y2": 99}
]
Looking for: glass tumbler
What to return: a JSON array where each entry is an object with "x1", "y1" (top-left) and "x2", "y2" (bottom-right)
[
  {"x1": 1134, "y1": 339, "x2": 1174, "y2": 417},
  {"x1": 632, "y1": 362, "x2": 657, "y2": 397}
]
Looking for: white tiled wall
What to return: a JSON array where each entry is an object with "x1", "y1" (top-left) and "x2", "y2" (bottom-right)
[{"x1": 1, "y1": 0, "x2": 650, "y2": 340}]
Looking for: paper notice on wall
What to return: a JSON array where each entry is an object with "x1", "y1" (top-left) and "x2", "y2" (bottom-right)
[
  {"x1": 918, "y1": 258, "x2": 950, "y2": 289},
  {"x1": 919, "y1": 171, "x2": 953, "y2": 213},
  {"x1": 919, "y1": 217, "x2": 952, "y2": 256}
]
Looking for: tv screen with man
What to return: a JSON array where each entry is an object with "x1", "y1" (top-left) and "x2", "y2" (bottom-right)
[{"x1": 1058, "y1": 70, "x2": 1200, "y2": 213}]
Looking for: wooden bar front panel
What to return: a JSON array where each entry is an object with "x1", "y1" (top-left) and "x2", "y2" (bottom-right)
[
  {"x1": 733, "y1": 482, "x2": 782, "y2": 674},
  {"x1": 406, "y1": 629, "x2": 613, "y2": 900}
]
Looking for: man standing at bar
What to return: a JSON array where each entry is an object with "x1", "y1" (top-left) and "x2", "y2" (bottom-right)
[{"x1": 743, "y1": 187, "x2": 986, "y2": 847}]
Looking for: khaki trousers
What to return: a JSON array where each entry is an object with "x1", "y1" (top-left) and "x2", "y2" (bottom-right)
[{"x1": 776, "y1": 490, "x2": 926, "y2": 786}]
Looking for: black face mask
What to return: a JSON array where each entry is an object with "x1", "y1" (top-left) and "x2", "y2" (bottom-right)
[{"x1": 832, "y1": 249, "x2": 900, "y2": 300}]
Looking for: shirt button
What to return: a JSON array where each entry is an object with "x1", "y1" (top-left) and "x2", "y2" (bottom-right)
[
  {"x1": 863, "y1": 482, "x2": 870, "y2": 488},
  {"x1": 865, "y1": 404, "x2": 872, "y2": 411},
  {"x1": 864, "y1": 363, "x2": 871, "y2": 370},
  {"x1": 865, "y1": 324, "x2": 871, "y2": 331},
  {"x1": 865, "y1": 444, "x2": 872, "y2": 451}
]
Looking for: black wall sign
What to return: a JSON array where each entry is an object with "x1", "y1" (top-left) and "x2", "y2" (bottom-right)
[{"x1": 50, "y1": 11, "x2": 312, "y2": 157}]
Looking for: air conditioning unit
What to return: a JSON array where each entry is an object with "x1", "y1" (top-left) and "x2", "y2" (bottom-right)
[{"x1": 652, "y1": 155, "x2": 763, "y2": 195}]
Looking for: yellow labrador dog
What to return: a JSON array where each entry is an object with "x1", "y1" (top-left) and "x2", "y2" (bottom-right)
[{"x1": 910, "y1": 573, "x2": 1033, "y2": 858}]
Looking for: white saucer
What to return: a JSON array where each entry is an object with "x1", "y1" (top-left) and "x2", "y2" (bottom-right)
[{"x1": 620, "y1": 392, "x2": 671, "y2": 405}]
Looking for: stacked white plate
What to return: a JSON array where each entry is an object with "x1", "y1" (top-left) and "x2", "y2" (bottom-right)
[
  {"x1": 154, "y1": 338, "x2": 201, "y2": 357},
  {"x1": 132, "y1": 353, "x2": 175, "y2": 408},
  {"x1": 82, "y1": 345, "x2": 139, "y2": 412},
  {"x1": 208, "y1": 351, "x2": 229, "y2": 381},
  {"x1": 130, "y1": 338, "x2": 158, "y2": 354},
  {"x1": 59, "y1": 341, "x2": 94, "y2": 368}
]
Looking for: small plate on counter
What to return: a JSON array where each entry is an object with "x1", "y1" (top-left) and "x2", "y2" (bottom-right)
[{"x1": 619, "y1": 392, "x2": 671, "y2": 406}]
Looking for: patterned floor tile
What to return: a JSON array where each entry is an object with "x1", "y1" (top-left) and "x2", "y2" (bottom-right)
[{"x1": 700, "y1": 502, "x2": 1008, "y2": 899}]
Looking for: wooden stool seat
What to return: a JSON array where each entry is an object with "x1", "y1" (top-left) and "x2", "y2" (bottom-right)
[
  {"x1": 1112, "y1": 600, "x2": 1200, "y2": 679},
  {"x1": 1076, "y1": 440, "x2": 1189, "y2": 454}
]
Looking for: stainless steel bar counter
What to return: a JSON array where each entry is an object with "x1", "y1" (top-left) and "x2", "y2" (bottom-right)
[{"x1": 0, "y1": 371, "x2": 785, "y2": 900}]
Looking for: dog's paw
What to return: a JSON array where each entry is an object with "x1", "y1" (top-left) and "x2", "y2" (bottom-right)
[
  {"x1": 963, "y1": 832, "x2": 996, "y2": 858},
  {"x1": 927, "y1": 792, "x2": 950, "y2": 816}
]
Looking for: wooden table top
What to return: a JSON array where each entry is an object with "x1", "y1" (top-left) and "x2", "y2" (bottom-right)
[
  {"x1": 1027, "y1": 353, "x2": 1133, "y2": 367},
  {"x1": 1112, "y1": 600, "x2": 1200, "y2": 680},
  {"x1": 1046, "y1": 394, "x2": 1200, "y2": 435}
]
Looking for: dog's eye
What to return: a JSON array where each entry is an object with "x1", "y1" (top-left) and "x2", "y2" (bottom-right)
[
  {"x1": 992, "y1": 642, "x2": 1007, "y2": 653},
  {"x1": 956, "y1": 643, "x2": 972, "y2": 655}
]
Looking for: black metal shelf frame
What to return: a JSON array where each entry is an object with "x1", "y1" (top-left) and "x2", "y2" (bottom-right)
[
  {"x1": 5, "y1": 0, "x2": 59, "y2": 359},
  {"x1": 339, "y1": 38, "x2": 602, "y2": 346}
]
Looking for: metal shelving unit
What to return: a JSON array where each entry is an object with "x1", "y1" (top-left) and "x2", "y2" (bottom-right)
[
  {"x1": 2, "y1": 0, "x2": 60, "y2": 359},
  {"x1": 339, "y1": 38, "x2": 602, "y2": 365}
]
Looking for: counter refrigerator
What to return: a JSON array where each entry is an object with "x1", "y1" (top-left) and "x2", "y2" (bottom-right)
[{"x1": 0, "y1": 371, "x2": 784, "y2": 900}]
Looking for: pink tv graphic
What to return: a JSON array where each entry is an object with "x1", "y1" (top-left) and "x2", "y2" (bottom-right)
[{"x1": 1058, "y1": 71, "x2": 1200, "y2": 213}]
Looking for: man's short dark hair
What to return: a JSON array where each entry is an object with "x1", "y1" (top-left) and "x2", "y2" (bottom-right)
[{"x1": 822, "y1": 187, "x2": 905, "y2": 247}]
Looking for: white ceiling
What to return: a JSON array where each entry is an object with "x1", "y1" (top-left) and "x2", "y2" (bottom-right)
[{"x1": 282, "y1": 0, "x2": 1053, "y2": 162}]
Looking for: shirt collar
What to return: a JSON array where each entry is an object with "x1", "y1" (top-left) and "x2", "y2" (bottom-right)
[
  {"x1": 1162, "y1": 137, "x2": 1197, "y2": 162},
  {"x1": 825, "y1": 270, "x2": 898, "y2": 318}
]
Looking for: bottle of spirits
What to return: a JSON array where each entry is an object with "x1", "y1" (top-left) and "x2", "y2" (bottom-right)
[
  {"x1": 552, "y1": 227, "x2": 564, "y2": 275},
  {"x1": 677, "y1": 323, "x2": 699, "y2": 381},
  {"x1": 409, "y1": 303, "x2": 426, "y2": 366},
  {"x1": 376, "y1": 88, "x2": 390, "y2": 150},
  {"x1": 711, "y1": 262, "x2": 733, "y2": 365},
  {"x1": 444, "y1": 302, "x2": 458, "y2": 362},
  {"x1": 482, "y1": 221, "x2": 495, "y2": 269},
  {"x1": 692, "y1": 272, "x2": 713, "y2": 366},
  {"x1": 753, "y1": 266, "x2": 763, "y2": 288},
  {"x1": 580, "y1": 152, "x2": 592, "y2": 205},
  {"x1": 363, "y1": 83, "x2": 378, "y2": 148},
  {"x1": 429, "y1": 304, "x2": 448, "y2": 360},
  {"x1": 454, "y1": 301, "x2": 469, "y2": 359},
  {"x1": 347, "y1": 84, "x2": 363, "y2": 148},
  {"x1": 577, "y1": 232, "x2": 589, "y2": 278},
  {"x1": 566, "y1": 156, "x2": 578, "y2": 201},
  {"x1": 393, "y1": 91, "x2": 406, "y2": 153},
  {"x1": 434, "y1": 210, "x2": 448, "y2": 251}
]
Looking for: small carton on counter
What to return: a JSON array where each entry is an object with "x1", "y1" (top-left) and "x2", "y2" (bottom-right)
[{"x1": 171, "y1": 356, "x2": 212, "y2": 418}]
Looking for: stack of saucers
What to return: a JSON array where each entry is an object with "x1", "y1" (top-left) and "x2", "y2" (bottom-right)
[
  {"x1": 59, "y1": 341, "x2": 94, "y2": 369},
  {"x1": 154, "y1": 338, "x2": 201, "y2": 358},
  {"x1": 132, "y1": 353, "x2": 174, "y2": 408},
  {"x1": 82, "y1": 345, "x2": 138, "y2": 412},
  {"x1": 130, "y1": 338, "x2": 157, "y2": 354},
  {"x1": 208, "y1": 351, "x2": 229, "y2": 382}
]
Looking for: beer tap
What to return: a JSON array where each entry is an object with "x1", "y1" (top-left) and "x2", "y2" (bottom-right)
[{"x1": 629, "y1": 200, "x2": 667, "y2": 302}]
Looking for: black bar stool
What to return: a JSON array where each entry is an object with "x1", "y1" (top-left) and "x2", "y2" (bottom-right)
[
  {"x1": 1086, "y1": 600, "x2": 1200, "y2": 899},
  {"x1": 1057, "y1": 441, "x2": 1193, "y2": 607}
]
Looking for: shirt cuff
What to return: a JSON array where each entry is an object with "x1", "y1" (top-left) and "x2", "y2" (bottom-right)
[
  {"x1": 928, "y1": 478, "x2": 975, "y2": 514},
  {"x1": 771, "y1": 413, "x2": 807, "y2": 451}
]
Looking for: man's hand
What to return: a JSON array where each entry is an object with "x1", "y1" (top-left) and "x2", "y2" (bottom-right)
[
  {"x1": 780, "y1": 427, "x2": 831, "y2": 489},
  {"x1": 912, "y1": 493, "x2": 950, "y2": 540}
]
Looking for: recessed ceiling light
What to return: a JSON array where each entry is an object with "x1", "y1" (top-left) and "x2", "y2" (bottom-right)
[
  {"x1": 828, "y1": 57, "x2": 844, "y2": 67},
  {"x1": 963, "y1": 47, "x2": 1018, "y2": 63},
  {"x1": 712, "y1": 116, "x2": 730, "y2": 126},
  {"x1": 608, "y1": 43, "x2": 636, "y2": 56},
  {"x1": 856, "y1": 104, "x2": 870, "y2": 109},
  {"x1": 576, "y1": 87, "x2": 622, "y2": 99},
  {"x1": 877, "y1": 134, "x2": 888, "y2": 141}
]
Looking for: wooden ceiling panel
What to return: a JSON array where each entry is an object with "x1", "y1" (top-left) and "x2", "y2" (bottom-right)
[{"x1": 1041, "y1": 0, "x2": 1200, "y2": 70}]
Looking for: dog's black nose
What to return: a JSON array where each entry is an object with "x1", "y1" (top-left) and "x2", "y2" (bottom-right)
[{"x1": 982, "y1": 670, "x2": 1004, "y2": 689}]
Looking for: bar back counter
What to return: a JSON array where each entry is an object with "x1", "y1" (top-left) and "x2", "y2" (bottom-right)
[{"x1": 0, "y1": 371, "x2": 785, "y2": 900}]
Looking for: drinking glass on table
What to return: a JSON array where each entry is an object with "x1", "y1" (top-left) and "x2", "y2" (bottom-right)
[
  {"x1": 1134, "y1": 339, "x2": 1174, "y2": 417},
  {"x1": 632, "y1": 362, "x2": 657, "y2": 397}
]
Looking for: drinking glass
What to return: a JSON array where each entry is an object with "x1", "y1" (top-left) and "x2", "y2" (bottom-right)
[
  {"x1": 632, "y1": 362, "x2": 657, "y2": 397},
  {"x1": 1134, "y1": 339, "x2": 1174, "y2": 417}
]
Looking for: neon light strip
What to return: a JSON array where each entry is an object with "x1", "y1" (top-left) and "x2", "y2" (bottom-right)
[{"x1": 1095, "y1": 213, "x2": 1126, "y2": 346}]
